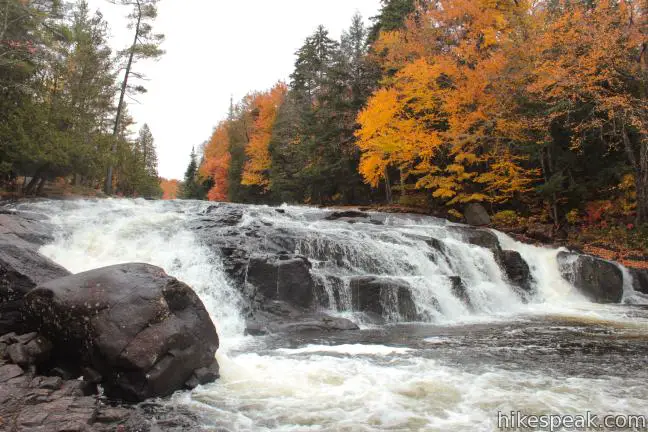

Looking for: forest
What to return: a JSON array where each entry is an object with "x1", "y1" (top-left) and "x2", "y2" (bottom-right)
[
  {"x1": 183, "y1": 0, "x2": 648, "y2": 257},
  {"x1": 0, "y1": 0, "x2": 163, "y2": 198},
  {"x1": 2, "y1": 0, "x2": 648, "y2": 256}
]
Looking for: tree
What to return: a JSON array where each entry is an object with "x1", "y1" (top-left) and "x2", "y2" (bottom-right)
[
  {"x1": 526, "y1": 0, "x2": 648, "y2": 223},
  {"x1": 104, "y1": 0, "x2": 164, "y2": 195},
  {"x1": 200, "y1": 123, "x2": 231, "y2": 201},
  {"x1": 160, "y1": 178, "x2": 179, "y2": 199},
  {"x1": 368, "y1": 0, "x2": 416, "y2": 42},
  {"x1": 241, "y1": 83, "x2": 287, "y2": 191},
  {"x1": 137, "y1": 123, "x2": 158, "y2": 177},
  {"x1": 181, "y1": 147, "x2": 203, "y2": 199},
  {"x1": 357, "y1": 0, "x2": 538, "y2": 209}
]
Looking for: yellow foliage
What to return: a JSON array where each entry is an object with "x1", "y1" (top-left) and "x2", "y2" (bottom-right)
[
  {"x1": 241, "y1": 83, "x2": 287, "y2": 190},
  {"x1": 357, "y1": 0, "x2": 538, "y2": 208}
]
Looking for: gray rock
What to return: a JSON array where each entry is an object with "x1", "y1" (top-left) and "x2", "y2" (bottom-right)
[
  {"x1": 0, "y1": 236, "x2": 70, "y2": 334},
  {"x1": 501, "y1": 250, "x2": 534, "y2": 294},
  {"x1": 0, "y1": 364, "x2": 24, "y2": 383},
  {"x1": 25, "y1": 263, "x2": 220, "y2": 402},
  {"x1": 464, "y1": 203, "x2": 491, "y2": 226},
  {"x1": 450, "y1": 276, "x2": 472, "y2": 309},
  {"x1": 246, "y1": 254, "x2": 315, "y2": 308},
  {"x1": 8, "y1": 343, "x2": 30, "y2": 367},
  {"x1": 325, "y1": 210, "x2": 369, "y2": 221},
  {"x1": 558, "y1": 252, "x2": 624, "y2": 303},
  {"x1": 0, "y1": 213, "x2": 55, "y2": 246},
  {"x1": 630, "y1": 268, "x2": 648, "y2": 295},
  {"x1": 350, "y1": 276, "x2": 418, "y2": 321},
  {"x1": 449, "y1": 227, "x2": 503, "y2": 261}
]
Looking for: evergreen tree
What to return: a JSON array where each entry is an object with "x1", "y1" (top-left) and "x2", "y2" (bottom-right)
[
  {"x1": 105, "y1": 0, "x2": 165, "y2": 195},
  {"x1": 181, "y1": 147, "x2": 202, "y2": 199},
  {"x1": 368, "y1": 0, "x2": 416, "y2": 42}
]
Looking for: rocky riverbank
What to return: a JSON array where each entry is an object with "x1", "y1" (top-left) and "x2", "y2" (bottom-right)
[{"x1": 0, "y1": 209, "x2": 219, "y2": 431}]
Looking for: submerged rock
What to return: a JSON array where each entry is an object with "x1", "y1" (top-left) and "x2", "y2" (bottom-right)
[
  {"x1": 325, "y1": 210, "x2": 369, "y2": 221},
  {"x1": 557, "y1": 252, "x2": 624, "y2": 303},
  {"x1": 25, "y1": 263, "x2": 219, "y2": 402}
]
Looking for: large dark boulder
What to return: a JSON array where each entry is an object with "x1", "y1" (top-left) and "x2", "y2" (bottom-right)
[
  {"x1": 0, "y1": 238, "x2": 70, "y2": 334},
  {"x1": 246, "y1": 254, "x2": 315, "y2": 308},
  {"x1": 464, "y1": 203, "x2": 491, "y2": 226},
  {"x1": 557, "y1": 252, "x2": 624, "y2": 303},
  {"x1": 24, "y1": 263, "x2": 219, "y2": 402},
  {"x1": 501, "y1": 250, "x2": 533, "y2": 294},
  {"x1": 350, "y1": 276, "x2": 418, "y2": 321}
]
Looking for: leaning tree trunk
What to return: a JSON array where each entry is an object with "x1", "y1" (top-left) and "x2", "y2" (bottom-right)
[
  {"x1": 105, "y1": 2, "x2": 142, "y2": 195},
  {"x1": 24, "y1": 164, "x2": 48, "y2": 195}
]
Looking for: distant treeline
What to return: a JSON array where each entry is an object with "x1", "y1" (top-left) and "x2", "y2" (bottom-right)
[{"x1": 186, "y1": 0, "x2": 648, "y2": 228}]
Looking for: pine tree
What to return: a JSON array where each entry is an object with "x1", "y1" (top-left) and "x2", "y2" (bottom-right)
[
  {"x1": 105, "y1": 0, "x2": 165, "y2": 195},
  {"x1": 368, "y1": 0, "x2": 416, "y2": 42},
  {"x1": 181, "y1": 147, "x2": 201, "y2": 199}
]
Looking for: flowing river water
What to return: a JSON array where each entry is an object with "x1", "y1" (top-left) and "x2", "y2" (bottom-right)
[{"x1": 10, "y1": 199, "x2": 648, "y2": 431}]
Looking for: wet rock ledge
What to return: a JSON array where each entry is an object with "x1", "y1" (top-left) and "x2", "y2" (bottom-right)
[{"x1": 1, "y1": 211, "x2": 218, "y2": 431}]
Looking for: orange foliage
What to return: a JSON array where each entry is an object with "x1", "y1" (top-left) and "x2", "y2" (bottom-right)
[
  {"x1": 160, "y1": 178, "x2": 180, "y2": 200},
  {"x1": 200, "y1": 122, "x2": 231, "y2": 201},
  {"x1": 241, "y1": 83, "x2": 287, "y2": 190},
  {"x1": 526, "y1": 0, "x2": 646, "y2": 147},
  {"x1": 357, "y1": 0, "x2": 538, "y2": 207}
]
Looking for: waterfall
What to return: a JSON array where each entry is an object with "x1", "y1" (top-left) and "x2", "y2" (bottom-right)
[
  {"x1": 9, "y1": 199, "x2": 648, "y2": 432},
  {"x1": 13, "y1": 198, "x2": 644, "y2": 334}
]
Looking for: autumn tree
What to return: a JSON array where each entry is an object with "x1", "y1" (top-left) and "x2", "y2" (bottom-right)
[
  {"x1": 160, "y1": 178, "x2": 179, "y2": 199},
  {"x1": 200, "y1": 123, "x2": 231, "y2": 201},
  {"x1": 241, "y1": 83, "x2": 287, "y2": 191},
  {"x1": 357, "y1": 0, "x2": 538, "y2": 210},
  {"x1": 527, "y1": 0, "x2": 648, "y2": 223}
]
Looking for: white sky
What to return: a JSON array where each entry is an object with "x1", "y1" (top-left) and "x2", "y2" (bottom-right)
[{"x1": 86, "y1": 0, "x2": 381, "y2": 180}]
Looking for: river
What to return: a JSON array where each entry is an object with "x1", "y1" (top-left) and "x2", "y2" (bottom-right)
[{"x1": 11, "y1": 199, "x2": 648, "y2": 431}]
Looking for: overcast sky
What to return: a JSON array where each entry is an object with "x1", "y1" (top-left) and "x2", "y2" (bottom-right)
[{"x1": 85, "y1": 0, "x2": 381, "y2": 180}]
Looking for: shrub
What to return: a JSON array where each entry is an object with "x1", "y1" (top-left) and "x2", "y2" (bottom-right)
[{"x1": 492, "y1": 210, "x2": 519, "y2": 226}]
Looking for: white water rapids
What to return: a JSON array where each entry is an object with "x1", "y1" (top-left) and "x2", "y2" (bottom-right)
[{"x1": 12, "y1": 199, "x2": 648, "y2": 431}]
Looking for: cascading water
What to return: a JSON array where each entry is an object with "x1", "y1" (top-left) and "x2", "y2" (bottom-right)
[{"x1": 10, "y1": 199, "x2": 648, "y2": 431}]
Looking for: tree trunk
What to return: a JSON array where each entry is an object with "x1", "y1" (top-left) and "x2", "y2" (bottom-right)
[
  {"x1": 25, "y1": 169, "x2": 44, "y2": 195},
  {"x1": 540, "y1": 146, "x2": 559, "y2": 226},
  {"x1": 105, "y1": 1, "x2": 142, "y2": 195},
  {"x1": 384, "y1": 168, "x2": 393, "y2": 204},
  {"x1": 636, "y1": 140, "x2": 648, "y2": 224},
  {"x1": 621, "y1": 124, "x2": 648, "y2": 224},
  {"x1": 36, "y1": 177, "x2": 47, "y2": 194}
]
